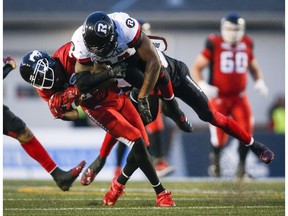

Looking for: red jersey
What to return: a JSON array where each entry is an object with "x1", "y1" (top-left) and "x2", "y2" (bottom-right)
[
  {"x1": 36, "y1": 42, "x2": 77, "y2": 101},
  {"x1": 201, "y1": 34, "x2": 254, "y2": 96},
  {"x1": 36, "y1": 42, "x2": 118, "y2": 107}
]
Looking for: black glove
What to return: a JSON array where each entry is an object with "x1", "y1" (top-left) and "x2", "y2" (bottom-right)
[
  {"x1": 138, "y1": 97, "x2": 153, "y2": 125},
  {"x1": 108, "y1": 62, "x2": 127, "y2": 78}
]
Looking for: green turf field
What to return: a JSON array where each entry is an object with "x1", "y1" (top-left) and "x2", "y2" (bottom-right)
[{"x1": 3, "y1": 179, "x2": 285, "y2": 216}]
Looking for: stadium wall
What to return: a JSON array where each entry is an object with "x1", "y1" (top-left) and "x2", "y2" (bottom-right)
[{"x1": 3, "y1": 128, "x2": 284, "y2": 180}]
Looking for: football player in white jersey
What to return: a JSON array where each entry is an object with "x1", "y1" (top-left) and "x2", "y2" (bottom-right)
[
  {"x1": 71, "y1": 11, "x2": 193, "y2": 132},
  {"x1": 72, "y1": 11, "x2": 176, "y2": 207}
]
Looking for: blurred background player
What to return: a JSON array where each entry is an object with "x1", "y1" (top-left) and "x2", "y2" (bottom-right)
[
  {"x1": 114, "y1": 19, "x2": 175, "y2": 178},
  {"x1": 3, "y1": 56, "x2": 85, "y2": 191},
  {"x1": 191, "y1": 12, "x2": 269, "y2": 179}
]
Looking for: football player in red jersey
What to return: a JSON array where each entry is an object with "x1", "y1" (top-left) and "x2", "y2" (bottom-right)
[
  {"x1": 191, "y1": 12, "x2": 269, "y2": 179},
  {"x1": 72, "y1": 11, "x2": 176, "y2": 207},
  {"x1": 3, "y1": 56, "x2": 86, "y2": 191},
  {"x1": 19, "y1": 40, "x2": 175, "y2": 207}
]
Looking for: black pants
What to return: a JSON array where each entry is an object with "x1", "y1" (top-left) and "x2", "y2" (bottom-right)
[{"x1": 3, "y1": 105, "x2": 26, "y2": 137}]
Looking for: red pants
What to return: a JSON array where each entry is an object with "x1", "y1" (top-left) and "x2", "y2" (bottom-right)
[
  {"x1": 208, "y1": 93, "x2": 253, "y2": 147},
  {"x1": 81, "y1": 87, "x2": 149, "y2": 157}
]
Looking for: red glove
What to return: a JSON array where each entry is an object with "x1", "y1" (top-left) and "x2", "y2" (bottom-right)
[
  {"x1": 48, "y1": 93, "x2": 64, "y2": 118},
  {"x1": 61, "y1": 87, "x2": 82, "y2": 110},
  {"x1": 48, "y1": 87, "x2": 81, "y2": 119},
  {"x1": 3, "y1": 56, "x2": 17, "y2": 69}
]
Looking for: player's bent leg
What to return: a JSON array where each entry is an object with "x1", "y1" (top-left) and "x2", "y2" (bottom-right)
[
  {"x1": 51, "y1": 160, "x2": 86, "y2": 191},
  {"x1": 161, "y1": 98, "x2": 193, "y2": 132},
  {"x1": 211, "y1": 111, "x2": 275, "y2": 164},
  {"x1": 81, "y1": 134, "x2": 117, "y2": 186}
]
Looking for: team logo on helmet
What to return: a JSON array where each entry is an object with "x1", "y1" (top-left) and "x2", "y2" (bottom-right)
[
  {"x1": 28, "y1": 50, "x2": 43, "y2": 62},
  {"x1": 94, "y1": 21, "x2": 110, "y2": 37},
  {"x1": 126, "y1": 18, "x2": 135, "y2": 28}
]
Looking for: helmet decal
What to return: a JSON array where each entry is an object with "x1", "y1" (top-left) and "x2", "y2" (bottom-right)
[
  {"x1": 28, "y1": 50, "x2": 43, "y2": 62},
  {"x1": 82, "y1": 11, "x2": 118, "y2": 57},
  {"x1": 95, "y1": 21, "x2": 110, "y2": 37},
  {"x1": 126, "y1": 18, "x2": 135, "y2": 28}
]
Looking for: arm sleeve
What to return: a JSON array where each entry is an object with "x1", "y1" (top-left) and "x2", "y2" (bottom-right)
[{"x1": 75, "y1": 70, "x2": 113, "y2": 93}]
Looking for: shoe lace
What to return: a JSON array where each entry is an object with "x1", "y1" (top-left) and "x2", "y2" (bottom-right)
[
  {"x1": 159, "y1": 191, "x2": 172, "y2": 201},
  {"x1": 110, "y1": 183, "x2": 125, "y2": 199}
]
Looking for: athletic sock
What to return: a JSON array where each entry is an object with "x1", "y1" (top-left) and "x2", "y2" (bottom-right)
[
  {"x1": 152, "y1": 182, "x2": 165, "y2": 194},
  {"x1": 132, "y1": 138, "x2": 161, "y2": 186},
  {"x1": 210, "y1": 111, "x2": 252, "y2": 144},
  {"x1": 89, "y1": 156, "x2": 106, "y2": 174},
  {"x1": 21, "y1": 136, "x2": 57, "y2": 173}
]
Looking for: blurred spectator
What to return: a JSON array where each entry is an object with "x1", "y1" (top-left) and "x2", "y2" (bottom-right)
[{"x1": 268, "y1": 95, "x2": 285, "y2": 134}]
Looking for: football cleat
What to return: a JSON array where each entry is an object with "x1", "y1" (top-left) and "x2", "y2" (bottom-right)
[
  {"x1": 156, "y1": 190, "x2": 176, "y2": 207},
  {"x1": 81, "y1": 167, "x2": 97, "y2": 186},
  {"x1": 177, "y1": 115, "x2": 193, "y2": 132},
  {"x1": 249, "y1": 141, "x2": 275, "y2": 164},
  {"x1": 154, "y1": 159, "x2": 175, "y2": 177},
  {"x1": 103, "y1": 178, "x2": 125, "y2": 206},
  {"x1": 54, "y1": 160, "x2": 86, "y2": 191},
  {"x1": 162, "y1": 99, "x2": 193, "y2": 132},
  {"x1": 208, "y1": 152, "x2": 221, "y2": 177},
  {"x1": 236, "y1": 163, "x2": 252, "y2": 182}
]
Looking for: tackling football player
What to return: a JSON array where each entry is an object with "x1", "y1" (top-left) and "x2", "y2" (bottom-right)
[{"x1": 3, "y1": 56, "x2": 85, "y2": 191}]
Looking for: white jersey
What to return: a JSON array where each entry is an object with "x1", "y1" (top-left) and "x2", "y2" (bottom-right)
[{"x1": 71, "y1": 12, "x2": 141, "y2": 65}]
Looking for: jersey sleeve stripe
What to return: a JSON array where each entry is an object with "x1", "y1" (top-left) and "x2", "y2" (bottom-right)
[{"x1": 127, "y1": 24, "x2": 141, "y2": 48}]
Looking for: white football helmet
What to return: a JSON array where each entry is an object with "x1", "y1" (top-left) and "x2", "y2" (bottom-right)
[{"x1": 221, "y1": 12, "x2": 245, "y2": 44}]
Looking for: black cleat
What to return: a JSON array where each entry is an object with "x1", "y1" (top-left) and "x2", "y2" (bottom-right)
[
  {"x1": 249, "y1": 142, "x2": 275, "y2": 164},
  {"x1": 53, "y1": 160, "x2": 86, "y2": 191},
  {"x1": 176, "y1": 114, "x2": 193, "y2": 132},
  {"x1": 162, "y1": 99, "x2": 193, "y2": 132},
  {"x1": 81, "y1": 167, "x2": 97, "y2": 186}
]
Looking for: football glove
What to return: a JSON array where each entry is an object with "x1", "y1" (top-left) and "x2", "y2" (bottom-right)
[
  {"x1": 198, "y1": 80, "x2": 219, "y2": 99},
  {"x1": 61, "y1": 87, "x2": 82, "y2": 110},
  {"x1": 138, "y1": 97, "x2": 153, "y2": 125},
  {"x1": 108, "y1": 62, "x2": 127, "y2": 78},
  {"x1": 48, "y1": 87, "x2": 81, "y2": 119},
  {"x1": 254, "y1": 79, "x2": 268, "y2": 97},
  {"x1": 49, "y1": 93, "x2": 64, "y2": 119},
  {"x1": 3, "y1": 56, "x2": 16, "y2": 69}
]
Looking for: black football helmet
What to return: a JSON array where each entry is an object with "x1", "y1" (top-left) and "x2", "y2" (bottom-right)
[
  {"x1": 19, "y1": 50, "x2": 56, "y2": 89},
  {"x1": 220, "y1": 12, "x2": 245, "y2": 44},
  {"x1": 82, "y1": 11, "x2": 118, "y2": 57}
]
